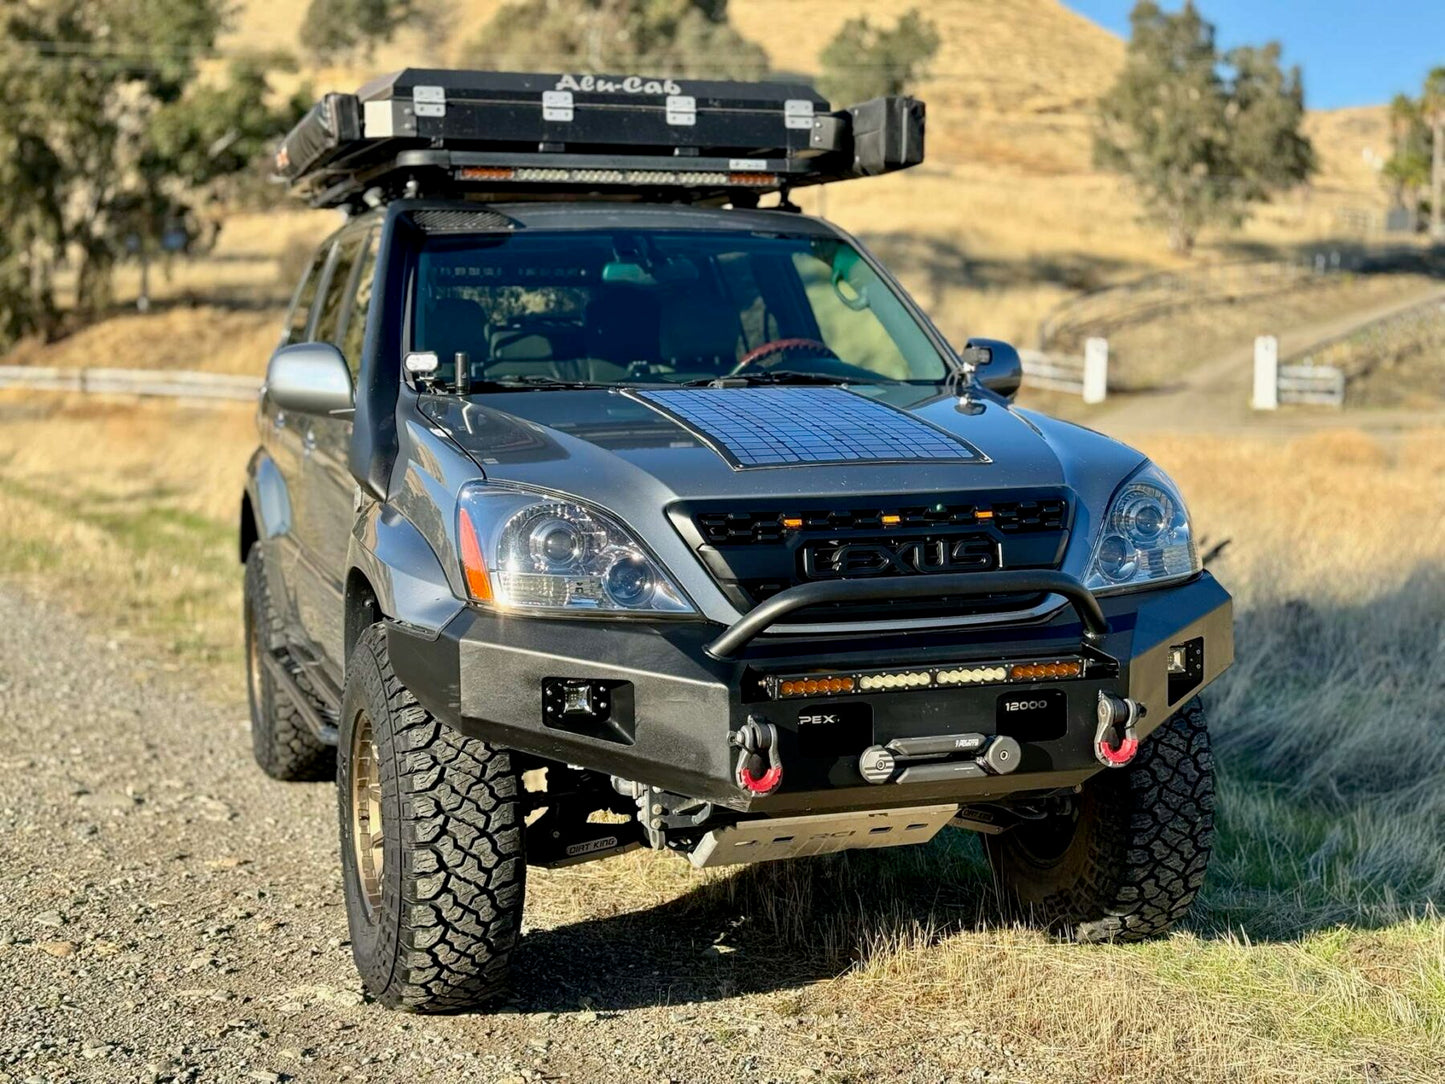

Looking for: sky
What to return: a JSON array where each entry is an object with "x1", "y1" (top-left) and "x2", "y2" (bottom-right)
[{"x1": 1063, "y1": 1, "x2": 1444, "y2": 110}]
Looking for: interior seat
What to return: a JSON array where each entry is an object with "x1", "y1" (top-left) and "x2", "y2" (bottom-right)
[
  {"x1": 421, "y1": 297, "x2": 489, "y2": 381},
  {"x1": 659, "y1": 293, "x2": 744, "y2": 374},
  {"x1": 585, "y1": 286, "x2": 662, "y2": 371}
]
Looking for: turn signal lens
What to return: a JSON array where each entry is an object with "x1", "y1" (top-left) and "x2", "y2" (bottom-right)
[{"x1": 457, "y1": 508, "x2": 494, "y2": 602}]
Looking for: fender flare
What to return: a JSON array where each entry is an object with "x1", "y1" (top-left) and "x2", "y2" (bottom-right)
[
  {"x1": 241, "y1": 448, "x2": 293, "y2": 561},
  {"x1": 347, "y1": 503, "x2": 465, "y2": 642}
]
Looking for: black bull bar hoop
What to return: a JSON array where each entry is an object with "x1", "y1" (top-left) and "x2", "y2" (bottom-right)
[{"x1": 703, "y1": 570, "x2": 1110, "y2": 659}]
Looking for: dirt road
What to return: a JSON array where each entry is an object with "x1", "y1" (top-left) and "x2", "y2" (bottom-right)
[
  {"x1": 0, "y1": 584, "x2": 1028, "y2": 1084},
  {"x1": 1094, "y1": 283, "x2": 1445, "y2": 435}
]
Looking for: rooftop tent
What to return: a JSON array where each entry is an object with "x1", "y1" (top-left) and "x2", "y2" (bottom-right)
[{"x1": 275, "y1": 69, "x2": 925, "y2": 209}]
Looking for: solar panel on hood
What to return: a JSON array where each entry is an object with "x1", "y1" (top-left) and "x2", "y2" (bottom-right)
[{"x1": 633, "y1": 387, "x2": 984, "y2": 469}]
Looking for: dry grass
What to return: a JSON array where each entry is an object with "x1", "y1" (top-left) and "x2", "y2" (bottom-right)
[
  {"x1": 0, "y1": 393, "x2": 1442, "y2": 1080},
  {"x1": 1314, "y1": 302, "x2": 1445, "y2": 410},
  {"x1": 2, "y1": 306, "x2": 284, "y2": 376},
  {"x1": 0, "y1": 394, "x2": 255, "y2": 666}
]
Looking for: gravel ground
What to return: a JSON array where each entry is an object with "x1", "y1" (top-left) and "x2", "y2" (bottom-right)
[{"x1": 0, "y1": 585, "x2": 1028, "y2": 1084}]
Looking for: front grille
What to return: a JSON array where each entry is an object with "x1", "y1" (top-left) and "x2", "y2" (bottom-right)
[
  {"x1": 675, "y1": 492, "x2": 1073, "y2": 620},
  {"x1": 695, "y1": 498, "x2": 1065, "y2": 546}
]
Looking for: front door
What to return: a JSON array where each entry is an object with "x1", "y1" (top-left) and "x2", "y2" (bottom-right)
[{"x1": 294, "y1": 229, "x2": 378, "y2": 676}]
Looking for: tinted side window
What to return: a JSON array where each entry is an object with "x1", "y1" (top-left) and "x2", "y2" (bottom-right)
[
  {"x1": 284, "y1": 244, "x2": 332, "y2": 345},
  {"x1": 339, "y1": 232, "x2": 378, "y2": 379},
  {"x1": 312, "y1": 233, "x2": 365, "y2": 348}
]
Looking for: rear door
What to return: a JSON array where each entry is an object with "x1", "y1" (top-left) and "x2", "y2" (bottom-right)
[{"x1": 293, "y1": 227, "x2": 377, "y2": 674}]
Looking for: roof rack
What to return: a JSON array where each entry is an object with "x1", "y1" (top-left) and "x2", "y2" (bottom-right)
[{"x1": 275, "y1": 69, "x2": 925, "y2": 210}]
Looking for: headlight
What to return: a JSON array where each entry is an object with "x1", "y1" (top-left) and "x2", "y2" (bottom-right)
[
  {"x1": 1082, "y1": 463, "x2": 1200, "y2": 593},
  {"x1": 455, "y1": 484, "x2": 695, "y2": 615}
]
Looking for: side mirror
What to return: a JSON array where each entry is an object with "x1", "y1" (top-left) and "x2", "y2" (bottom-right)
[
  {"x1": 962, "y1": 337, "x2": 1023, "y2": 400},
  {"x1": 266, "y1": 342, "x2": 353, "y2": 416}
]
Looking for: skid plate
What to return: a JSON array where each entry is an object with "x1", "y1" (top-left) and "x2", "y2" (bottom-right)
[{"x1": 688, "y1": 804, "x2": 957, "y2": 868}]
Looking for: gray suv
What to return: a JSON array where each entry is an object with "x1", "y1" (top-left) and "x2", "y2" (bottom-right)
[{"x1": 241, "y1": 71, "x2": 1232, "y2": 1013}]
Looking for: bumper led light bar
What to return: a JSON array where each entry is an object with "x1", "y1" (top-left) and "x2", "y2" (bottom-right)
[
  {"x1": 1009, "y1": 661, "x2": 1084, "y2": 681},
  {"x1": 778, "y1": 676, "x2": 856, "y2": 697},
  {"x1": 768, "y1": 658, "x2": 1086, "y2": 699},
  {"x1": 937, "y1": 665, "x2": 1009, "y2": 686}
]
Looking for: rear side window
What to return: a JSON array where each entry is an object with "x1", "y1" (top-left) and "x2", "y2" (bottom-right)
[
  {"x1": 339, "y1": 232, "x2": 379, "y2": 378},
  {"x1": 284, "y1": 244, "x2": 331, "y2": 345},
  {"x1": 312, "y1": 233, "x2": 365, "y2": 349}
]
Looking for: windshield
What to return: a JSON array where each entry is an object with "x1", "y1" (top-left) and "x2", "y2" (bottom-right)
[{"x1": 410, "y1": 229, "x2": 950, "y2": 388}]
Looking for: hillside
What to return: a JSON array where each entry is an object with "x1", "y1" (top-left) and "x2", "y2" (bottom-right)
[
  {"x1": 230, "y1": 0, "x2": 1122, "y2": 170},
  {"x1": 209, "y1": 0, "x2": 1397, "y2": 350}
]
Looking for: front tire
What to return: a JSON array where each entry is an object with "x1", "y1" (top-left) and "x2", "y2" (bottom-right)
[
  {"x1": 338, "y1": 624, "x2": 527, "y2": 1012},
  {"x1": 986, "y1": 699, "x2": 1214, "y2": 941}
]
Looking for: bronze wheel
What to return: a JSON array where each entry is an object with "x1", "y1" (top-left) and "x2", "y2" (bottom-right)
[
  {"x1": 339, "y1": 624, "x2": 526, "y2": 1011},
  {"x1": 245, "y1": 596, "x2": 265, "y2": 706},
  {"x1": 349, "y1": 710, "x2": 385, "y2": 914}
]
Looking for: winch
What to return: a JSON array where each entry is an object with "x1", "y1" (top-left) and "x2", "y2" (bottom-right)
[{"x1": 858, "y1": 733, "x2": 1022, "y2": 785}]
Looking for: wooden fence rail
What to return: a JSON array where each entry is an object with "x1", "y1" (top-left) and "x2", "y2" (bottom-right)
[
  {"x1": 1020, "y1": 338, "x2": 1108, "y2": 403},
  {"x1": 0, "y1": 366, "x2": 260, "y2": 401}
]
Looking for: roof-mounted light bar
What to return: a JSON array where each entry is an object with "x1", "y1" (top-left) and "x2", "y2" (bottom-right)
[{"x1": 456, "y1": 165, "x2": 779, "y2": 189}]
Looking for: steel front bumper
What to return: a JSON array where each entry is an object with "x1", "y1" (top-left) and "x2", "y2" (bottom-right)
[{"x1": 387, "y1": 572, "x2": 1233, "y2": 814}]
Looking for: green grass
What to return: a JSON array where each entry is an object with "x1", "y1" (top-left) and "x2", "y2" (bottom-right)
[{"x1": 0, "y1": 475, "x2": 241, "y2": 668}]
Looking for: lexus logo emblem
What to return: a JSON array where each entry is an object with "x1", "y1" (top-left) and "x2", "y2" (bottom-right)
[{"x1": 802, "y1": 536, "x2": 996, "y2": 579}]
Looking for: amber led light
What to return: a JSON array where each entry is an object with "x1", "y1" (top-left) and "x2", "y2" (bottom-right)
[
  {"x1": 1009, "y1": 660, "x2": 1083, "y2": 681},
  {"x1": 459, "y1": 166, "x2": 516, "y2": 181},
  {"x1": 778, "y1": 676, "x2": 855, "y2": 698}
]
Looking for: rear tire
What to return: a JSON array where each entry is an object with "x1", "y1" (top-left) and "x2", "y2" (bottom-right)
[
  {"x1": 339, "y1": 624, "x2": 527, "y2": 1012},
  {"x1": 985, "y1": 699, "x2": 1214, "y2": 942},
  {"x1": 244, "y1": 547, "x2": 333, "y2": 782}
]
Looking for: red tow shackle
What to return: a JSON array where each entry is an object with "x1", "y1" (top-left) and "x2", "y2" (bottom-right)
[
  {"x1": 731, "y1": 718, "x2": 783, "y2": 796},
  {"x1": 1094, "y1": 692, "x2": 1145, "y2": 769}
]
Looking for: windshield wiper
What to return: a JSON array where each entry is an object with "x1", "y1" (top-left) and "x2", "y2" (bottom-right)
[
  {"x1": 687, "y1": 370, "x2": 882, "y2": 388},
  {"x1": 469, "y1": 375, "x2": 616, "y2": 392}
]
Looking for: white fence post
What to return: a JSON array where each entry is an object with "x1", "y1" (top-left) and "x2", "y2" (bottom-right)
[
  {"x1": 1082, "y1": 338, "x2": 1108, "y2": 404},
  {"x1": 1252, "y1": 336, "x2": 1278, "y2": 411}
]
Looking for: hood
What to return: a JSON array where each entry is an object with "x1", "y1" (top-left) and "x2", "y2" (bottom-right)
[
  {"x1": 418, "y1": 384, "x2": 1149, "y2": 624},
  {"x1": 419, "y1": 383, "x2": 1125, "y2": 506}
]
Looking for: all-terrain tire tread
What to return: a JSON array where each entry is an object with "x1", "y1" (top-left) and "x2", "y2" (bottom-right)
[
  {"x1": 992, "y1": 700, "x2": 1214, "y2": 943},
  {"x1": 244, "y1": 549, "x2": 333, "y2": 782},
  {"x1": 349, "y1": 624, "x2": 525, "y2": 1012}
]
